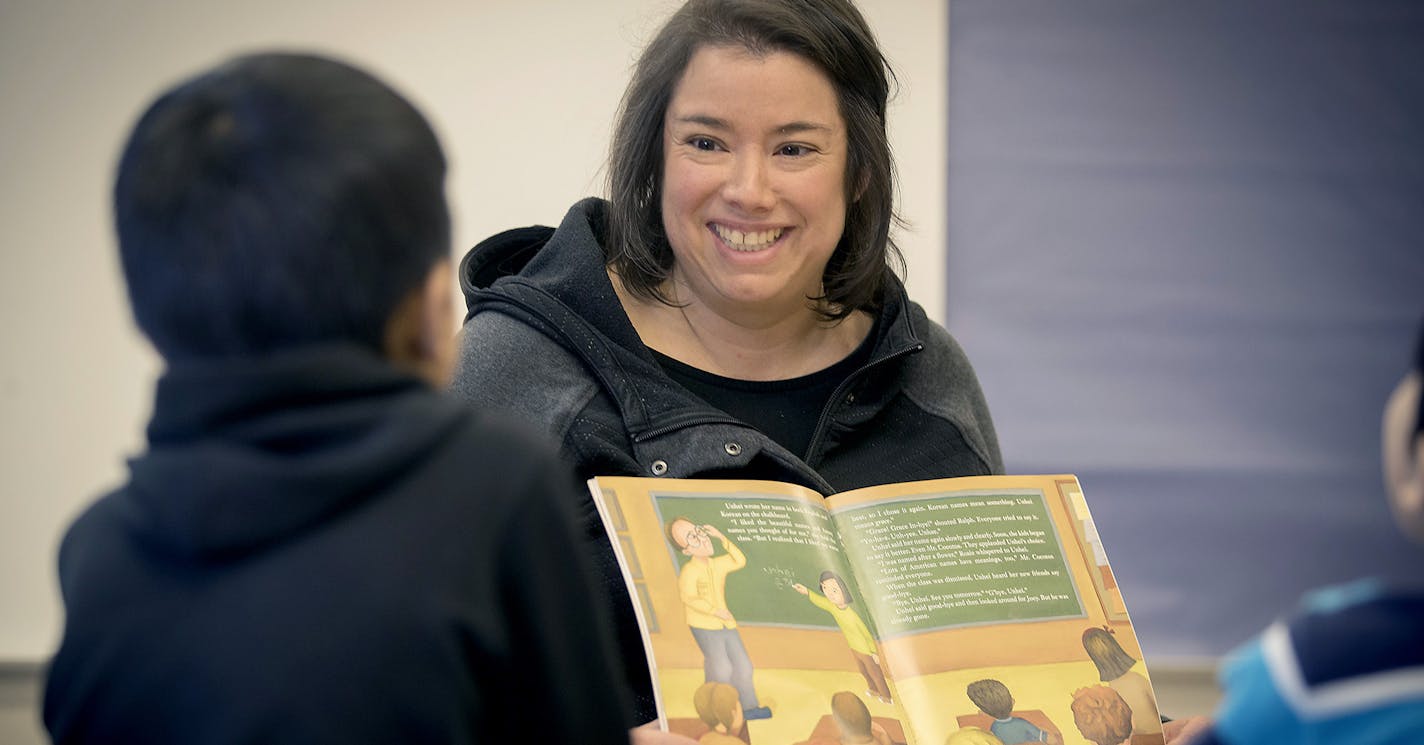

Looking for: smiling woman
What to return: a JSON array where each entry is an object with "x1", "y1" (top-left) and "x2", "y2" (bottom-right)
[{"x1": 449, "y1": 0, "x2": 1003, "y2": 725}]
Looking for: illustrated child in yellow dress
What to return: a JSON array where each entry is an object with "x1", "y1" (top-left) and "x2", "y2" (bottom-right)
[{"x1": 793, "y1": 571, "x2": 893, "y2": 704}]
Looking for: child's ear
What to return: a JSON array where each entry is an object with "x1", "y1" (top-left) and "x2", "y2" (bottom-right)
[
  {"x1": 1382, "y1": 373, "x2": 1424, "y2": 543},
  {"x1": 384, "y1": 258, "x2": 456, "y2": 387}
]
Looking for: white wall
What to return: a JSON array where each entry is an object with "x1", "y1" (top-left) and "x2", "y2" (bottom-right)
[{"x1": 0, "y1": 0, "x2": 945, "y2": 661}]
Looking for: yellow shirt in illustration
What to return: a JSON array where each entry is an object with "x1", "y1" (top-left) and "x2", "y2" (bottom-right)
[
  {"x1": 677, "y1": 537, "x2": 746, "y2": 630},
  {"x1": 807, "y1": 591, "x2": 877, "y2": 655}
]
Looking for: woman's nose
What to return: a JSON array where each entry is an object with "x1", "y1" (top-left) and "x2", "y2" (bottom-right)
[{"x1": 721, "y1": 152, "x2": 775, "y2": 212}]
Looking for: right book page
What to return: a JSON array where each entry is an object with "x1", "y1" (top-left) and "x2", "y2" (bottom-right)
[{"x1": 827, "y1": 474, "x2": 1166, "y2": 745}]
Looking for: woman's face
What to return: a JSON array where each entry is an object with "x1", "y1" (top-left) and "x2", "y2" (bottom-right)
[{"x1": 660, "y1": 45, "x2": 849, "y2": 319}]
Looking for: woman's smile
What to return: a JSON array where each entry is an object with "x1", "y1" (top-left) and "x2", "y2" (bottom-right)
[{"x1": 710, "y1": 223, "x2": 787, "y2": 253}]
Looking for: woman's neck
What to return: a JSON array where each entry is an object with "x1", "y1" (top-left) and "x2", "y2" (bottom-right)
[{"x1": 611, "y1": 269, "x2": 872, "y2": 381}]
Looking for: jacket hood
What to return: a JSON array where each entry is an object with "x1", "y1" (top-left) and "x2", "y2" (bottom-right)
[
  {"x1": 459, "y1": 198, "x2": 611, "y2": 304},
  {"x1": 460, "y1": 198, "x2": 651, "y2": 355},
  {"x1": 121, "y1": 344, "x2": 463, "y2": 559}
]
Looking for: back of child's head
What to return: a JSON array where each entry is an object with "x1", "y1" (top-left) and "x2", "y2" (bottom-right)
[
  {"x1": 114, "y1": 52, "x2": 449, "y2": 360},
  {"x1": 1081, "y1": 626, "x2": 1137, "y2": 681},
  {"x1": 964, "y1": 678, "x2": 1013, "y2": 719},
  {"x1": 692, "y1": 681, "x2": 739, "y2": 731},
  {"x1": 1070, "y1": 685, "x2": 1133, "y2": 745},
  {"x1": 830, "y1": 690, "x2": 874, "y2": 739}
]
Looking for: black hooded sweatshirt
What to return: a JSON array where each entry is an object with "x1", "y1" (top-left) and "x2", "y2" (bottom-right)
[{"x1": 43, "y1": 344, "x2": 631, "y2": 744}]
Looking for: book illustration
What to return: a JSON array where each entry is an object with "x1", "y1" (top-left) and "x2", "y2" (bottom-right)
[
  {"x1": 1070, "y1": 686, "x2": 1135, "y2": 745},
  {"x1": 666, "y1": 516, "x2": 775, "y2": 721},
  {"x1": 791, "y1": 571, "x2": 894, "y2": 704},
  {"x1": 965, "y1": 678, "x2": 1062, "y2": 745},
  {"x1": 791, "y1": 690, "x2": 900, "y2": 745},
  {"x1": 1079, "y1": 628, "x2": 1160, "y2": 738},
  {"x1": 591, "y1": 474, "x2": 1167, "y2": 745},
  {"x1": 694, "y1": 681, "x2": 753, "y2": 744}
]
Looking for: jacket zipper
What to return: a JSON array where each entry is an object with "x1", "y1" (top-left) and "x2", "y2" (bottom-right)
[
  {"x1": 802, "y1": 343, "x2": 924, "y2": 466},
  {"x1": 633, "y1": 414, "x2": 749, "y2": 443}
]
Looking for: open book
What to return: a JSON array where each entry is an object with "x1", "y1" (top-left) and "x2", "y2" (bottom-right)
[{"x1": 590, "y1": 474, "x2": 1166, "y2": 745}]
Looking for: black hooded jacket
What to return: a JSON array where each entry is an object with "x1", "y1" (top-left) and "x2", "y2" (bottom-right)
[
  {"x1": 451, "y1": 198, "x2": 1003, "y2": 720},
  {"x1": 43, "y1": 344, "x2": 631, "y2": 744}
]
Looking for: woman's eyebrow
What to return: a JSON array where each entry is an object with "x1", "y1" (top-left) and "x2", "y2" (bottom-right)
[
  {"x1": 672, "y1": 114, "x2": 730, "y2": 129},
  {"x1": 776, "y1": 121, "x2": 832, "y2": 135},
  {"x1": 670, "y1": 115, "x2": 834, "y2": 136}
]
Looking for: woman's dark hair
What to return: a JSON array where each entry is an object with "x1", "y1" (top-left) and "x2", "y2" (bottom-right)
[
  {"x1": 115, "y1": 52, "x2": 449, "y2": 359},
  {"x1": 606, "y1": 0, "x2": 904, "y2": 320}
]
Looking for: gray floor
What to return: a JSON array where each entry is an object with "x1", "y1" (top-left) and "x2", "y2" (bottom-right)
[
  {"x1": 1, "y1": 659, "x2": 1220, "y2": 745},
  {"x1": 1150, "y1": 661, "x2": 1222, "y2": 723},
  {"x1": 1, "y1": 664, "x2": 44, "y2": 745}
]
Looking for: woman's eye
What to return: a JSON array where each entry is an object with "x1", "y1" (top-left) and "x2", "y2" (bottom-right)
[
  {"x1": 778, "y1": 144, "x2": 811, "y2": 157},
  {"x1": 689, "y1": 137, "x2": 718, "y2": 151}
]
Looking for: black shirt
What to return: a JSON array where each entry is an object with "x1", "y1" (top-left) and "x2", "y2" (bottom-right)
[{"x1": 651, "y1": 318, "x2": 879, "y2": 459}]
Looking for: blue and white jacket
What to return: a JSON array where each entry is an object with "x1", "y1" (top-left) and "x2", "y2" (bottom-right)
[{"x1": 1197, "y1": 579, "x2": 1424, "y2": 745}]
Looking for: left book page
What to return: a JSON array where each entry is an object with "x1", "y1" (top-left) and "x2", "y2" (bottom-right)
[{"x1": 589, "y1": 476, "x2": 909, "y2": 745}]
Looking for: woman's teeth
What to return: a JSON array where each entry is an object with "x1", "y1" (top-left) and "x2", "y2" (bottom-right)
[{"x1": 714, "y1": 224, "x2": 783, "y2": 251}]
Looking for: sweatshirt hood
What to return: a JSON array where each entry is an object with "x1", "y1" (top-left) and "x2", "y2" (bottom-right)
[
  {"x1": 459, "y1": 198, "x2": 650, "y2": 355},
  {"x1": 121, "y1": 343, "x2": 463, "y2": 559}
]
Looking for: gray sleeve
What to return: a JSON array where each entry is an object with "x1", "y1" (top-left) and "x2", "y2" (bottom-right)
[
  {"x1": 449, "y1": 311, "x2": 600, "y2": 447},
  {"x1": 901, "y1": 315, "x2": 1005, "y2": 475}
]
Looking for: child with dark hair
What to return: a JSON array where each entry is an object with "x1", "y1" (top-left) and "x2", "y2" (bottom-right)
[
  {"x1": 964, "y1": 679, "x2": 1060, "y2": 744},
  {"x1": 1175, "y1": 320, "x2": 1424, "y2": 744},
  {"x1": 39, "y1": 52, "x2": 689, "y2": 745}
]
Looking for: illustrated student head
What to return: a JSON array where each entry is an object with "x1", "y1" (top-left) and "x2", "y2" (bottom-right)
[
  {"x1": 819, "y1": 570, "x2": 853, "y2": 606},
  {"x1": 1081, "y1": 626, "x2": 1137, "y2": 682},
  {"x1": 829, "y1": 690, "x2": 880, "y2": 744},
  {"x1": 965, "y1": 678, "x2": 1014, "y2": 720},
  {"x1": 693, "y1": 681, "x2": 745, "y2": 738},
  {"x1": 1070, "y1": 686, "x2": 1133, "y2": 745}
]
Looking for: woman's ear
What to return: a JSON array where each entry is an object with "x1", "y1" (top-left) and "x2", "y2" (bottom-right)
[
  {"x1": 383, "y1": 259, "x2": 456, "y2": 387},
  {"x1": 852, "y1": 168, "x2": 870, "y2": 203}
]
